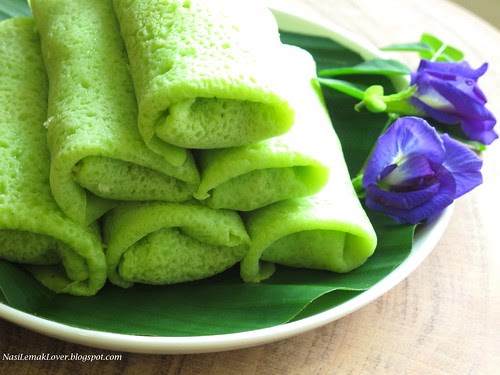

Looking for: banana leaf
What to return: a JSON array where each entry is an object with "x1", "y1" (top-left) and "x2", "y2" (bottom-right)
[
  {"x1": 0, "y1": 1, "x2": 416, "y2": 336},
  {"x1": 0, "y1": 209, "x2": 413, "y2": 336},
  {"x1": 0, "y1": 0, "x2": 31, "y2": 20}
]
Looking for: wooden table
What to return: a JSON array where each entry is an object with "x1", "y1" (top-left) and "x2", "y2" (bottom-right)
[{"x1": 1, "y1": 0, "x2": 499, "y2": 373}]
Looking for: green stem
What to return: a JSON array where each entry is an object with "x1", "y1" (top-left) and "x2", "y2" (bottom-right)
[
  {"x1": 352, "y1": 174, "x2": 366, "y2": 198},
  {"x1": 355, "y1": 85, "x2": 423, "y2": 116}
]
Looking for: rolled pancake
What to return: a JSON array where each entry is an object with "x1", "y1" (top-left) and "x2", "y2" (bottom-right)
[
  {"x1": 31, "y1": 0, "x2": 200, "y2": 225},
  {"x1": 0, "y1": 18, "x2": 106, "y2": 296},
  {"x1": 194, "y1": 46, "x2": 331, "y2": 211},
  {"x1": 103, "y1": 201, "x2": 250, "y2": 287},
  {"x1": 240, "y1": 83, "x2": 378, "y2": 283},
  {"x1": 113, "y1": 0, "x2": 295, "y2": 164}
]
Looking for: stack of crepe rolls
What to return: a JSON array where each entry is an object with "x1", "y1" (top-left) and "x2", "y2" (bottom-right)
[
  {"x1": 0, "y1": 18, "x2": 106, "y2": 296},
  {"x1": 31, "y1": 0, "x2": 200, "y2": 226},
  {"x1": 193, "y1": 46, "x2": 332, "y2": 212},
  {"x1": 0, "y1": 0, "x2": 377, "y2": 295}
]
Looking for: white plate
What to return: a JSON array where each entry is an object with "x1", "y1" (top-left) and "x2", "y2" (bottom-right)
[{"x1": 0, "y1": 6, "x2": 453, "y2": 354}]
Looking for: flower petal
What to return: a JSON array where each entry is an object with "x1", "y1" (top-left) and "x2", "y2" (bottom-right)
[
  {"x1": 460, "y1": 116, "x2": 498, "y2": 145},
  {"x1": 411, "y1": 72, "x2": 456, "y2": 111},
  {"x1": 441, "y1": 134, "x2": 483, "y2": 198},
  {"x1": 429, "y1": 80, "x2": 489, "y2": 115},
  {"x1": 414, "y1": 60, "x2": 488, "y2": 80},
  {"x1": 362, "y1": 117, "x2": 444, "y2": 186},
  {"x1": 409, "y1": 59, "x2": 497, "y2": 145},
  {"x1": 365, "y1": 165, "x2": 456, "y2": 224},
  {"x1": 382, "y1": 153, "x2": 434, "y2": 188},
  {"x1": 366, "y1": 182, "x2": 439, "y2": 210}
]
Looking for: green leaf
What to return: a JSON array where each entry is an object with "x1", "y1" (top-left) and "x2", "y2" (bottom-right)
[
  {"x1": 319, "y1": 58, "x2": 411, "y2": 77},
  {"x1": 0, "y1": 260, "x2": 55, "y2": 312},
  {"x1": 0, "y1": 30, "x2": 416, "y2": 336},
  {"x1": 280, "y1": 31, "x2": 363, "y2": 72},
  {"x1": 0, "y1": 0, "x2": 32, "y2": 21},
  {"x1": 316, "y1": 77, "x2": 367, "y2": 100},
  {"x1": 318, "y1": 82, "x2": 396, "y2": 177},
  {"x1": 419, "y1": 33, "x2": 464, "y2": 62},
  {"x1": 381, "y1": 34, "x2": 464, "y2": 63},
  {"x1": 381, "y1": 41, "x2": 433, "y2": 53}
]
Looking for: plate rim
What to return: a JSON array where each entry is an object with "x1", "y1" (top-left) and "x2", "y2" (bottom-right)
[{"x1": 0, "y1": 5, "x2": 454, "y2": 354}]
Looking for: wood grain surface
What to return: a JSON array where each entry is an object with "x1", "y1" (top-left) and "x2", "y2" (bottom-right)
[{"x1": 1, "y1": 0, "x2": 499, "y2": 374}]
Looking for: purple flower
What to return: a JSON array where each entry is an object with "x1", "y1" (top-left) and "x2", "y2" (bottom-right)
[
  {"x1": 409, "y1": 59, "x2": 497, "y2": 145},
  {"x1": 362, "y1": 117, "x2": 483, "y2": 224}
]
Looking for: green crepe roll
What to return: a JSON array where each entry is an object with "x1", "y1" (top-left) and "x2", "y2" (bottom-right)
[
  {"x1": 30, "y1": 0, "x2": 200, "y2": 226},
  {"x1": 194, "y1": 46, "x2": 332, "y2": 211},
  {"x1": 113, "y1": 0, "x2": 295, "y2": 165},
  {"x1": 239, "y1": 78, "x2": 378, "y2": 283},
  {"x1": 0, "y1": 18, "x2": 106, "y2": 296},
  {"x1": 103, "y1": 201, "x2": 250, "y2": 287}
]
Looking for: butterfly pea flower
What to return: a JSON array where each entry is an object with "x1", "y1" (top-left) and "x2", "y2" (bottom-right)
[
  {"x1": 362, "y1": 117, "x2": 483, "y2": 224},
  {"x1": 409, "y1": 59, "x2": 498, "y2": 145}
]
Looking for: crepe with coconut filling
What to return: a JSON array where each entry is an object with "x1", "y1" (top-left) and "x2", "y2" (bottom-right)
[
  {"x1": 0, "y1": 18, "x2": 106, "y2": 296},
  {"x1": 113, "y1": 0, "x2": 295, "y2": 165},
  {"x1": 240, "y1": 58, "x2": 378, "y2": 282},
  {"x1": 103, "y1": 201, "x2": 250, "y2": 287},
  {"x1": 194, "y1": 46, "x2": 332, "y2": 211},
  {"x1": 31, "y1": 0, "x2": 200, "y2": 226}
]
